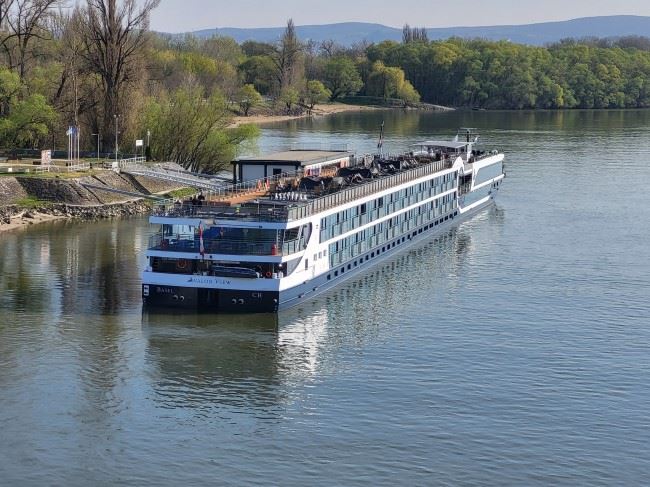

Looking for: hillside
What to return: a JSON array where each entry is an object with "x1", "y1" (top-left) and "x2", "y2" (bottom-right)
[{"x1": 182, "y1": 15, "x2": 650, "y2": 46}]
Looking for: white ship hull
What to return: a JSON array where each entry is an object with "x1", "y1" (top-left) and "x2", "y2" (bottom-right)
[{"x1": 142, "y1": 140, "x2": 505, "y2": 313}]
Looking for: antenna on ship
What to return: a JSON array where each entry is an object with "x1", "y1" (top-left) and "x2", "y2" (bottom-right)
[{"x1": 377, "y1": 120, "x2": 385, "y2": 157}]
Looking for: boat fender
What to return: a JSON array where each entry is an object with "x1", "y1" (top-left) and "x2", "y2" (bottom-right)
[
  {"x1": 265, "y1": 271, "x2": 272, "y2": 278},
  {"x1": 176, "y1": 259, "x2": 187, "y2": 270}
]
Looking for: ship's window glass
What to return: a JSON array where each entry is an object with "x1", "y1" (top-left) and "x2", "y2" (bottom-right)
[
  {"x1": 347, "y1": 264, "x2": 351, "y2": 270},
  {"x1": 360, "y1": 203, "x2": 367, "y2": 214},
  {"x1": 305, "y1": 259, "x2": 309, "y2": 270},
  {"x1": 318, "y1": 252, "x2": 322, "y2": 259},
  {"x1": 327, "y1": 274, "x2": 331, "y2": 280},
  {"x1": 341, "y1": 267, "x2": 345, "y2": 273},
  {"x1": 324, "y1": 250, "x2": 327, "y2": 256},
  {"x1": 335, "y1": 271, "x2": 338, "y2": 277},
  {"x1": 314, "y1": 254, "x2": 317, "y2": 261}
]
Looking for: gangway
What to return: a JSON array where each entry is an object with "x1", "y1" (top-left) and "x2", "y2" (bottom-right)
[{"x1": 121, "y1": 163, "x2": 226, "y2": 191}]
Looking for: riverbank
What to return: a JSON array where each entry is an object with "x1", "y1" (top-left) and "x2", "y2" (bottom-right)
[
  {"x1": 0, "y1": 172, "x2": 187, "y2": 234},
  {"x1": 0, "y1": 200, "x2": 152, "y2": 232},
  {"x1": 229, "y1": 102, "x2": 381, "y2": 127}
]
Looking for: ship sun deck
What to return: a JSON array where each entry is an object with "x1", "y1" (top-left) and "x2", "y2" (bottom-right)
[{"x1": 154, "y1": 155, "x2": 463, "y2": 223}]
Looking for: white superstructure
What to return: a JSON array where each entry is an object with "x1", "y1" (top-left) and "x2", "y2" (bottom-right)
[{"x1": 142, "y1": 129, "x2": 505, "y2": 312}]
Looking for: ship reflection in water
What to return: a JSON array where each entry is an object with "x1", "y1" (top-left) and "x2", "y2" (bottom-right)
[
  {"x1": 139, "y1": 207, "x2": 500, "y2": 414},
  {"x1": 141, "y1": 308, "x2": 331, "y2": 415}
]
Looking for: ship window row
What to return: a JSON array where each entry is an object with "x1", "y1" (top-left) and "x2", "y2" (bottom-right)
[
  {"x1": 320, "y1": 172, "x2": 458, "y2": 243},
  {"x1": 148, "y1": 223, "x2": 311, "y2": 256},
  {"x1": 328, "y1": 195, "x2": 457, "y2": 267},
  {"x1": 326, "y1": 209, "x2": 460, "y2": 281}
]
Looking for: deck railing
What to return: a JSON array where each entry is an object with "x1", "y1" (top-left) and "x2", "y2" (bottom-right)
[
  {"x1": 152, "y1": 158, "x2": 454, "y2": 222},
  {"x1": 286, "y1": 158, "x2": 452, "y2": 220}
]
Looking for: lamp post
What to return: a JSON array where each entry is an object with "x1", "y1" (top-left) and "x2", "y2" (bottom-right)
[
  {"x1": 92, "y1": 133, "x2": 100, "y2": 161},
  {"x1": 114, "y1": 114, "x2": 119, "y2": 163},
  {"x1": 146, "y1": 129, "x2": 151, "y2": 162}
]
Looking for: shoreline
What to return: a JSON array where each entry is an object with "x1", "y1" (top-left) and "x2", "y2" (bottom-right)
[
  {"x1": 0, "y1": 200, "x2": 151, "y2": 234},
  {"x1": 229, "y1": 102, "x2": 382, "y2": 127}
]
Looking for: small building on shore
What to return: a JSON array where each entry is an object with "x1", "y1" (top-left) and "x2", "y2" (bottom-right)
[{"x1": 231, "y1": 149, "x2": 354, "y2": 183}]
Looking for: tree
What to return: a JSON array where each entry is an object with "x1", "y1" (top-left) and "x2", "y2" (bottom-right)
[
  {"x1": 323, "y1": 56, "x2": 363, "y2": 100},
  {"x1": 143, "y1": 82, "x2": 258, "y2": 173},
  {"x1": 397, "y1": 79, "x2": 420, "y2": 105},
  {"x1": 80, "y1": 0, "x2": 160, "y2": 152},
  {"x1": 0, "y1": 0, "x2": 61, "y2": 80},
  {"x1": 0, "y1": 67, "x2": 56, "y2": 147},
  {"x1": 239, "y1": 55, "x2": 277, "y2": 95},
  {"x1": 271, "y1": 19, "x2": 303, "y2": 95},
  {"x1": 237, "y1": 83, "x2": 263, "y2": 116},
  {"x1": 303, "y1": 80, "x2": 331, "y2": 109},
  {"x1": 402, "y1": 24, "x2": 428, "y2": 44},
  {"x1": 278, "y1": 86, "x2": 299, "y2": 113}
]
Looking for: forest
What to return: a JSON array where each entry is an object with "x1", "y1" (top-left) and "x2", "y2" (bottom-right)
[{"x1": 2, "y1": 1, "x2": 650, "y2": 172}]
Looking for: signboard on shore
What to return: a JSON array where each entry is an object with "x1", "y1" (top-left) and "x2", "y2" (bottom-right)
[
  {"x1": 41, "y1": 150, "x2": 52, "y2": 166},
  {"x1": 135, "y1": 139, "x2": 143, "y2": 147}
]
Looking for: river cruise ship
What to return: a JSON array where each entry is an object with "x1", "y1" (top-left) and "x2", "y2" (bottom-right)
[{"x1": 142, "y1": 129, "x2": 505, "y2": 312}]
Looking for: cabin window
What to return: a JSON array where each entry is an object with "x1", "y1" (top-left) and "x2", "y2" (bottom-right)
[
  {"x1": 305, "y1": 259, "x2": 309, "y2": 270},
  {"x1": 272, "y1": 168, "x2": 282, "y2": 176}
]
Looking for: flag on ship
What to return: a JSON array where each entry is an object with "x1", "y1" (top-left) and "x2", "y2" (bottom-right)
[{"x1": 198, "y1": 221, "x2": 205, "y2": 257}]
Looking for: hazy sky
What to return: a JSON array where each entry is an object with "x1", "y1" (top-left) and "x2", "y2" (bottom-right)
[{"x1": 150, "y1": 0, "x2": 650, "y2": 33}]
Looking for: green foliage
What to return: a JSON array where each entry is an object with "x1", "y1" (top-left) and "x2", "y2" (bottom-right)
[
  {"x1": 366, "y1": 61, "x2": 420, "y2": 104},
  {"x1": 143, "y1": 83, "x2": 259, "y2": 173},
  {"x1": 366, "y1": 38, "x2": 650, "y2": 109},
  {"x1": 239, "y1": 55, "x2": 277, "y2": 95},
  {"x1": 323, "y1": 56, "x2": 363, "y2": 100},
  {"x1": 278, "y1": 87, "x2": 299, "y2": 112},
  {"x1": 0, "y1": 68, "x2": 56, "y2": 148},
  {"x1": 397, "y1": 80, "x2": 420, "y2": 105},
  {"x1": 15, "y1": 196, "x2": 50, "y2": 209},
  {"x1": 303, "y1": 80, "x2": 331, "y2": 109},
  {"x1": 237, "y1": 83, "x2": 263, "y2": 116}
]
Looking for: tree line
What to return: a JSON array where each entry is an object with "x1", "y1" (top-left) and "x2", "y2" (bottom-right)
[{"x1": 3, "y1": 5, "x2": 650, "y2": 172}]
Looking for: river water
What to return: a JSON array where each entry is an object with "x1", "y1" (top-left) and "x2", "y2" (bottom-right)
[{"x1": 1, "y1": 110, "x2": 650, "y2": 485}]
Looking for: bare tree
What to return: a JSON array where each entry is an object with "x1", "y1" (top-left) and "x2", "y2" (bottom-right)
[
  {"x1": 402, "y1": 24, "x2": 428, "y2": 44},
  {"x1": 1, "y1": 0, "x2": 60, "y2": 79},
  {"x1": 0, "y1": 0, "x2": 17, "y2": 29},
  {"x1": 80, "y1": 0, "x2": 159, "y2": 151},
  {"x1": 272, "y1": 19, "x2": 303, "y2": 95}
]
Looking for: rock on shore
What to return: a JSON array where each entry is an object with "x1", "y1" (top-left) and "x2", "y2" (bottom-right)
[{"x1": 0, "y1": 200, "x2": 152, "y2": 232}]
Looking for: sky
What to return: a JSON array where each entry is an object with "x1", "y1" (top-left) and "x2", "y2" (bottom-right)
[{"x1": 149, "y1": 0, "x2": 650, "y2": 33}]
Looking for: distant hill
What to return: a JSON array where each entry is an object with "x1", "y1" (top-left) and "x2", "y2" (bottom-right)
[{"x1": 180, "y1": 15, "x2": 650, "y2": 46}]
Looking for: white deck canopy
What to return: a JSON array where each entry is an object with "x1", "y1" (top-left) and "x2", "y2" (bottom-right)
[{"x1": 414, "y1": 141, "x2": 469, "y2": 150}]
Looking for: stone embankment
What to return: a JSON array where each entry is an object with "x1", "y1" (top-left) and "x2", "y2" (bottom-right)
[
  {"x1": 0, "y1": 200, "x2": 152, "y2": 231},
  {"x1": 0, "y1": 172, "x2": 185, "y2": 232}
]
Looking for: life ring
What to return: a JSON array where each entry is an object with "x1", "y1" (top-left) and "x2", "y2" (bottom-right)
[
  {"x1": 265, "y1": 271, "x2": 272, "y2": 278},
  {"x1": 176, "y1": 259, "x2": 188, "y2": 270}
]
